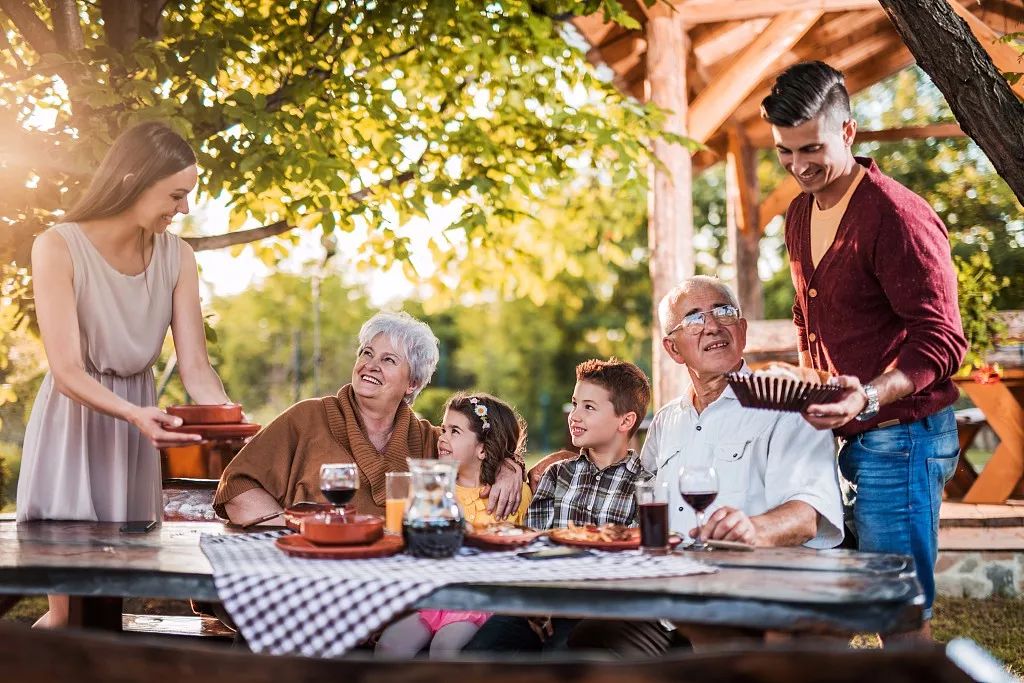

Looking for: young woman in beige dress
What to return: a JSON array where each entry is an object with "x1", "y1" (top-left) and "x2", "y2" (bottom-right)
[{"x1": 18, "y1": 122, "x2": 232, "y2": 627}]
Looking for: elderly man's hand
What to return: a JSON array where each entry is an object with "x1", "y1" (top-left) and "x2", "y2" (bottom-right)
[
  {"x1": 693, "y1": 506, "x2": 758, "y2": 546},
  {"x1": 802, "y1": 375, "x2": 867, "y2": 431},
  {"x1": 482, "y1": 459, "x2": 524, "y2": 519}
]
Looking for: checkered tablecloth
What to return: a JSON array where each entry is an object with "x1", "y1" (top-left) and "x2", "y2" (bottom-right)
[{"x1": 200, "y1": 531, "x2": 715, "y2": 658}]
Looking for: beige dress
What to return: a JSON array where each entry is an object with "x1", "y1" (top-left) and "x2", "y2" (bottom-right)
[{"x1": 16, "y1": 222, "x2": 180, "y2": 522}]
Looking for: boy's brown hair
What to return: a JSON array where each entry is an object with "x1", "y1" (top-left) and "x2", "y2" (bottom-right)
[{"x1": 575, "y1": 358, "x2": 651, "y2": 437}]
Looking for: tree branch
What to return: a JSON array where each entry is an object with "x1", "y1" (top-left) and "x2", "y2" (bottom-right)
[
  {"x1": 47, "y1": 0, "x2": 83, "y2": 52},
  {"x1": 0, "y1": 21, "x2": 27, "y2": 71},
  {"x1": 0, "y1": 0, "x2": 58, "y2": 54},
  {"x1": 877, "y1": 0, "x2": 1024, "y2": 206},
  {"x1": 138, "y1": 0, "x2": 167, "y2": 40},
  {"x1": 183, "y1": 220, "x2": 293, "y2": 251},
  {"x1": 186, "y1": 167, "x2": 422, "y2": 251}
]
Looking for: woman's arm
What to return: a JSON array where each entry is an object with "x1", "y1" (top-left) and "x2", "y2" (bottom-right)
[
  {"x1": 31, "y1": 231, "x2": 200, "y2": 447},
  {"x1": 170, "y1": 243, "x2": 230, "y2": 405},
  {"x1": 223, "y1": 487, "x2": 284, "y2": 526}
]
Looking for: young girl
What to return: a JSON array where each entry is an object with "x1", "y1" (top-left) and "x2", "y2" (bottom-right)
[
  {"x1": 375, "y1": 392, "x2": 531, "y2": 658},
  {"x1": 18, "y1": 122, "x2": 231, "y2": 627}
]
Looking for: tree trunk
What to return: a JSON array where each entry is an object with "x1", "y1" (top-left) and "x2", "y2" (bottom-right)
[
  {"x1": 877, "y1": 0, "x2": 1024, "y2": 206},
  {"x1": 100, "y1": 0, "x2": 141, "y2": 52}
]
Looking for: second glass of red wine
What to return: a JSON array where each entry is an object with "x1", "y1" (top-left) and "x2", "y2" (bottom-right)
[
  {"x1": 320, "y1": 463, "x2": 359, "y2": 518},
  {"x1": 678, "y1": 464, "x2": 719, "y2": 551},
  {"x1": 635, "y1": 478, "x2": 670, "y2": 555}
]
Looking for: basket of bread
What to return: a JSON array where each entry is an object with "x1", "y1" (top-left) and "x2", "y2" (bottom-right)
[{"x1": 727, "y1": 363, "x2": 843, "y2": 413}]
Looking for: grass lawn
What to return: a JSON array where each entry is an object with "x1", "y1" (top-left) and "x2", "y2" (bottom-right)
[{"x1": 4, "y1": 595, "x2": 1021, "y2": 673}]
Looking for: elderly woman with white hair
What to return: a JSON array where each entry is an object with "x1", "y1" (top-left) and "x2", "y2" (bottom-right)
[{"x1": 214, "y1": 311, "x2": 524, "y2": 524}]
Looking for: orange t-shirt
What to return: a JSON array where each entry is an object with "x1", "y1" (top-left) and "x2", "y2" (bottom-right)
[{"x1": 810, "y1": 164, "x2": 865, "y2": 268}]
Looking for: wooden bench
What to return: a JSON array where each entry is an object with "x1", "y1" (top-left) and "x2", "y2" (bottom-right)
[
  {"x1": 945, "y1": 408, "x2": 988, "y2": 499},
  {"x1": 0, "y1": 621, "x2": 977, "y2": 683}
]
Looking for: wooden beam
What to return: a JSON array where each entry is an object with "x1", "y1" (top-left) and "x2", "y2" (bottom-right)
[
  {"x1": 759, "y1": 174, "x2": 801, "y2": 233},
  {"x1": 750, "y1": 121, "x2": 966, "y2": 147},
  {"x1": 691, "y1": 18, "x2": 772, "y2": 70},
  {"x1": 570, "y1": 13, "x2": 620, "y2": 51},
  {"x1": 857, "y1": 122, "x2": 966, "y2": 141},
  {"x1": 740, "y1": 37, "x2": 914, "y2": 144},
  {"x1": 597, "y1": 32, "x2": 647, "y2": 76},
  {"x1": 646, "y1": 2, "x2": 694, "y2": 407},
  {"x1": 948, "y1": 0, "x2": 1024, "y2": 99},
  {"x1": 726, "y1": 128, "x2": 765, "y2": 319},
  {"x1": 813, "y1": 8, "x2": 888, "y2": 45},
  {"x1": 678, "y1": 0, "x2": 880, "y2": 25},
  {"x1": 729, "y1": 17, "x2": 898, "y2": 124},
  {"x1": 687, "y1": 10, "x2": 824, "y2": 144}
]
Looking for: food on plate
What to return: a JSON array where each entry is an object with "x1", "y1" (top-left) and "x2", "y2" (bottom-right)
[
  {"x1": 554, "y1": 522, "x2": 638, "y2": 543},
  {"x1": 754, "y1": 362, "x2": 830, "y2": 385},
  {"x1": 466, "y1": 520, "x2": 532, "y2": 537}
]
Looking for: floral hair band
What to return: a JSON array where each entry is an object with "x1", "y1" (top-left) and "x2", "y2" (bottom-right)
[{"x1": 468, "y1": 397, "x2": 490, "y2": 430}]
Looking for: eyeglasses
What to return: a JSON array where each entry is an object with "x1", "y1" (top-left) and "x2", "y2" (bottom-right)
[{"x1": 666, "y1": 305, "x2": 741, "y2": 336}]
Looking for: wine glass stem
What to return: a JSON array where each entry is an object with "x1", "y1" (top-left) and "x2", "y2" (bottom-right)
[{"x1": 696, "y1": 510, "x2": 705, "y2": 547}]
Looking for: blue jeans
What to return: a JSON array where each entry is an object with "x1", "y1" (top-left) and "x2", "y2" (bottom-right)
[{"x1": 838, "y1": 407, "x2": 958, "y2": 620}]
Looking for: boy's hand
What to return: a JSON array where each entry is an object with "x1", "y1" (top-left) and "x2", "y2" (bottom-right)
[{"x1": 484, "y1": 459, "x2": 524, "y2": 519}]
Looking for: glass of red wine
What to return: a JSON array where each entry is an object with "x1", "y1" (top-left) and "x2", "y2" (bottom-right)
[
  {"x1": 678, "y1": 463, "x2": 719, "y2": 551},
  {"x1": 320, "y1": 463, "x2": 359, "y2": 519}
]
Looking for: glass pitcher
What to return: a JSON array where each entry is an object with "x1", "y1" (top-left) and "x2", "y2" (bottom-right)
[{"x1": 403, "y1": 458, "x2": 464, "y2": 558}]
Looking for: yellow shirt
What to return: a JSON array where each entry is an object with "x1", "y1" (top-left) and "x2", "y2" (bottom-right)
[
  {"x1": 457, "y1": 482, "x2": 532, "y2": 526},
  {"x1": 810, "y1": 164, "x2": 865, "y2": 268}
]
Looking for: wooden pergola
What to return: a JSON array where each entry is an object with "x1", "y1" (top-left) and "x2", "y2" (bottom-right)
[{"x1": 572, "y1": 0, "x2": 1024, "y2": 404}]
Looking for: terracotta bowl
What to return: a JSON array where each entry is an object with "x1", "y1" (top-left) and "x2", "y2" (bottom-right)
[
  {"x1": 166, "y1": 403, "x2": 243, "y2": 425},
  {"x1": 283, "y1": 502, "x2": 335, "y2": 532},
  {"x1": 300, "y1": 513, "x2": 384, "y2": 546}
]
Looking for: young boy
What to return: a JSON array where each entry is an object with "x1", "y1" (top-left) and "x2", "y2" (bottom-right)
[
  {"x1": 463, "y1": 359, "x2": 651, "y2": 655},
  {"x1": 526, "y1": 358, "x2": 652, "y2": 529}
]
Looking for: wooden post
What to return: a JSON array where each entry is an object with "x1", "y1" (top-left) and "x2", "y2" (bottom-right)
[
  {"x1": 726, "y1": 128, "x2": 764, "y2": 320},
  {"x1": 646, "y1": 3, "x2": 694, "y2": 408}
]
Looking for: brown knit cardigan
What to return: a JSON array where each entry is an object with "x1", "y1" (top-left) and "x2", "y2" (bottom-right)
[{"x1": 213, "y1": 384, "x2": 438, "y2": 518}]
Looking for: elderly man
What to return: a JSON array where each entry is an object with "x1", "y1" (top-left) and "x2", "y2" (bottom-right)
[
  {"x1": 645, "y1": 275, "x2": 843, "y2": 548},
  {"x1": 566, "y1": 276, "x2": 843, "y2": 657}
]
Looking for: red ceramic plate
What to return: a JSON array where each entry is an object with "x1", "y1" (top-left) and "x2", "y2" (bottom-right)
[
  {"x1": 165, "y1": 422, "x2": 261, "y2": 439},
  {"x1": 166, "y1": 404, "x2": 243, "y2": 425},
  {"x1": 549, "y1": 528, "x2": 683, "y2": 551},
  {"x1": 275, "y1": 533, "x2": 404, "y2": 559},
  {"x1": 464, "y1": 527, "x2": 546, "y2": 550},
  {"x1": 283, "y1": 502, "x2": 336, "y2": 532},
  {"x1": 300, "y1": 513, "x2": 384, "y2": 546}
]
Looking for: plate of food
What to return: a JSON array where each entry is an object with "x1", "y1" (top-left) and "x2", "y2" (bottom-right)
[
  {"x1": 727, "y1": 363, "x2": 843, "y2": 413},
  {"x1": 550, "y1": 522, "x2": 684, "y2": 551},
  {"x1": 464, "y1": 521, "x2": 545, "y2": 549}
]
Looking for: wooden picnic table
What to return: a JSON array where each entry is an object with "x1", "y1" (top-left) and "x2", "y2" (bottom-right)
[
  {"x1": 953, "y1": 370, "x2": 1024, "y2": 504},
  {"x1": 0, "y1": 520, "x2": 924, "y2": 637}
]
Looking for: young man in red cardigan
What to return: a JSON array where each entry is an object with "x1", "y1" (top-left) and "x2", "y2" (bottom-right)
[{"x1": 762, "y1": 61, "x2": 967, "y2": 641}]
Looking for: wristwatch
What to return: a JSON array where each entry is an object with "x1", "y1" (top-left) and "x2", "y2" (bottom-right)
[{"x1": 855, "y1": 383, "x2": 880, "y2": 422}]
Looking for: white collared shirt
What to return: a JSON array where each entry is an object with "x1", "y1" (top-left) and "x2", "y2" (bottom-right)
[{"x1": 641, "y1": 365, "x2": 844, "y2": 549}]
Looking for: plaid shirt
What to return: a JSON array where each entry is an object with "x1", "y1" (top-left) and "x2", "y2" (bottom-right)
[{"x1": 525, "y1": 449, "x2": 649, "y2": 530}]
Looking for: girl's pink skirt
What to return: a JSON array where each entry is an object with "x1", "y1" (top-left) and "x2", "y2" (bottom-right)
[{"x1": 418, "y1": 609, "x2": 491, "y2": 634}]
